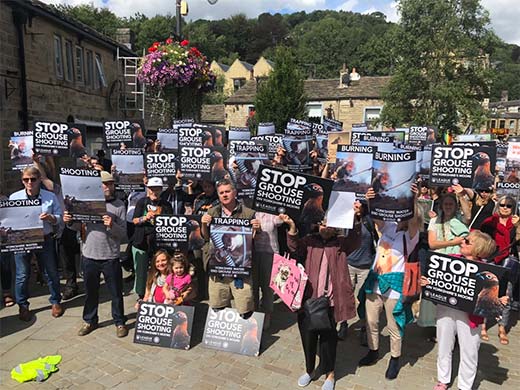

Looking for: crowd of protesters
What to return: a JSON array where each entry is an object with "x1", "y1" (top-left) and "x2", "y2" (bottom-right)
[{"x1": 1, "y1": 127, "x2": 519, "y2": 390}]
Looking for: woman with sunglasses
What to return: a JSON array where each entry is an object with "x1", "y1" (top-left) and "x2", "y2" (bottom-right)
[
  {"x1": 422, "y1": 230, "x2": 508, "y2": 390},
  {"x1": 454, "y1": 184, "x2": 495, "y2": 230},
  {"x1": 479, "y1": 195, "x2": 520, "y2": 345}
]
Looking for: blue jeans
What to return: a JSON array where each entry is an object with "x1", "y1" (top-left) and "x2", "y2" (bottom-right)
[
  {"x1": 14, "y1": 237, "x2": 61, "y2": 308},
  {"x1": 82, "y1": 256, "x2": 126, "y2": 326}
]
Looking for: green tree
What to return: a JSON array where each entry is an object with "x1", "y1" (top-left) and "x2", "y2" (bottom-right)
[
  {"x1": 254, "y1": 47, "x2": 307, "y2": 133},
  {"x1": 380, "y1": 0, "x2": 494, "y2": 133},
  {"x1": 52, "y1": 3, "x2": 122, "y2": 37}
]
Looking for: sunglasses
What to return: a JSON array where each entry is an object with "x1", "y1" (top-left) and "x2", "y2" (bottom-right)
[
  {"x1": 478, "y1": 189, "x2": 491, "y2": 194},
  {"x1": 22, "y1": 177, "x2": 38, "y2": 183},
  {"x1": 499, "y1": 203, "x2": 513, "y2": 209}
]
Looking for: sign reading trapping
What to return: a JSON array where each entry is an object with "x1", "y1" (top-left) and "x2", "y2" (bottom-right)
[
  {"x1": 134, "y1": 302, "x2": 195, "y2": 350},
  {"x1": 232, "y1": 143, "x2": 269, "y2": 206},
  {"x1": 208, "y1": 217, "x2": 253, "y2": 278}
]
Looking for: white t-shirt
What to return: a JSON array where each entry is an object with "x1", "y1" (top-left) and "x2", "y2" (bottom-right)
[
  {"x1": 126, "y1": 191, "x2": 146, "y2": 222},
  {"x1": 372, "y1": 222, "x2": 419, "y2": 299}
]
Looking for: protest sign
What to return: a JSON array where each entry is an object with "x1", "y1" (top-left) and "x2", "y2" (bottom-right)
[
  {"x1": 208, "y1": 216, "x2": 253, "y2": 278},
  {"x1": 424, "y1": 252, "x2": 508, "y2": 318},
  {"x1": 323, "y1": 117, "x2": 343, "y2": 132},
  {"x1": 33, "y1": 121, "x2": 86, "y2": 157},
  {"x1": 325, "y1": 191, "x2": 356, "y2": 229},
  {"x1": 286, "y1": 118, "x2": 313, "y2": 135},
  {"x1": 157, "y1": 128, "x2": 178, "y2": 151},
  {"x1": 251, "y1": 134, "x2": 283, "y2": 159},
  {"x1": 352, "y1": 123, "x2": 368, "y2": 131},
  {"x1": 172, "y1": 118, "x2": 194, "y2": 130},
  {"x1": 507, "y1": 140, "x2": 520, "y2": 161},
  {"x1": 315, "y1": 133, "x2": 328, "y2": 164},
  {"x1": 417, "y1": 198, "x2": 434, "y2": 224},
  {"x1": 454, "y1": 134, "x2": 492, "y2": 142},
  {"x1": 103, "y1": 120, "x2": 132, "y2": 147},
  {"x1": 178, "y1": 127, "x2": 205, "y2": 147},
  {"x1": 408, "y1": 126, "x2": 437, "y2": 145},
  {"x1": 253, "y1": 165, "x2": 334, "y2": 224},
  {"x1": 202, "y1": 308, "x2": 264, "y2": 357},
  {"x1": 370, "y1": 151, "x2": 416, "y2": 221},
  {"x1": 9, "y1": 131, "x2": 33, "y2": 170},
  {"x1": 228, "y1": 139, "x2": 255, "y2": 156},
  {"x1": 228, "y1": 127, "x2": 251, "y2": 141},
  {"x1": 257, "y1": 122, "x2": 275, "y2": 136},
  {"x1": 112, "y1": 148, "x2": 145, "y2": 191},
  {"x1": 270, "y1": 253, "x2": 308, "y2": 311},
  {"x1": 331, "y1": 145, "x2": 374, "y2": 197},
  {"x1": 231, "y1": 143, "x2": 269, "y2": 206},
  {"x1": 495, "y1": 141, "x2": 508, "y2": 175},
  {"x1": 178, "y1": 146, "x2": 213, "y2": 180},
  {"x1": 326, "y1": 131, "x2": 351, "y2": 163},
  {"x1": 155, "y1": 215, "x2": 204, "y2": 252},
  {"x1": 311, "y1": 122, "x2": 324, "y2": 136},
  {"x1": 60, "y1": 168, "x2": 106, "y2": 222},
  {"x1": 145, "y1": 152, "x2": 179, "y2": 184},
  {"x1": 0, "y1": 199, "x2": 44, "y2": 253},
  {"x1": 212, "y1": 126, "x2": 226, "y2": 147},
  {"x1": 430, "y1": 144, "x2": 496, "y2": 189},
  {"x1": 134, "y1": 302, "x2": 195, "y2": 350},
  {"x1": 282, "y1": 136, "x2": 313, "y2": 172},
  {"x1": 351, "y1": 131, "x2": 394, "y2": 146}
]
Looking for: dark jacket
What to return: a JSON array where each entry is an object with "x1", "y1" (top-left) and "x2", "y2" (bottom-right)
[
  {"x1": 132, "y1": 197, "x2": 173, "y2": 252},
  {"x1": 287, "y1": 222, "x2": 362, "y2": 323}
]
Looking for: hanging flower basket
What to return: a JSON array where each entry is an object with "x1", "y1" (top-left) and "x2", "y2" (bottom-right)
[{"x1": 137, "y1": 38, "x2": 216, "y2": 122}]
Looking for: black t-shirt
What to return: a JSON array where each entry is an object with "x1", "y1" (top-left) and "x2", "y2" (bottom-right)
[
  {"x1": 132, "y1": 197, "x2": 173, "y2": 251},
  {"x1": 469, "y1": 194, "x2": 495, "y2": 230}
]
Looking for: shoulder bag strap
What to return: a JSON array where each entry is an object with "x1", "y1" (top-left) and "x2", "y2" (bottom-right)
[
  {"x1": 402, "y1": 234, "x2": 408, "y2": 263},
  {"x1": 468, "y1": 205, "x2": 484, "y2": 230}
]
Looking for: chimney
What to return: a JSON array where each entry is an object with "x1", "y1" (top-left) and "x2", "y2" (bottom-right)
[
  {"x1": 501, "y1": 90, "x2": 509, "y2": 102},
  {"x1": 115, "y1": 28, "x2": 134, "y2": 50}
]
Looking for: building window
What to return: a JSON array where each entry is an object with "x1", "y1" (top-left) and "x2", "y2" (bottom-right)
[
  {"x1": 65, "y1": 40, "x2": 74, "y2": 82},
  {"x1": 75, "y1": 46, "x2": 84, "y2": 84},
  {"x1": 95, "y1": 53, "x2": 107, "y2": 88},
  {"x1": 490, "y1": 119, "x2": 496, "y2": 128},
  {"x1": 54, "y1": 35, "x2": 63, "y2": 79},
  {"x1": 499, "y1": 119, "x2": 506, "y2": 129},
  {"x1": 306, "y1": 103, "x2": 322, "y2": 122},
  {"x1": 364, "y1": 107, "x2": 382, "y2": 129},
  {"x1": 233, "y1": 78, "x2": 246, "y2": 91},
  {"x1": 509, "y1": 120, "x2": 515, "y2": 129},
  {"x1": 85, "y1": 50, "x2": 93, "y2": 86}
]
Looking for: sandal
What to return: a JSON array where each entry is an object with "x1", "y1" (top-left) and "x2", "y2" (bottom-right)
[
  {"x1": 3, "y1": 294, "x2": 15, "y2": 307},
  {"x1": 498, "y1": 331, "x2": 509, "y2": 345},
  {"x1": 480, "y1": 330, "x2": 489, "y2": 341}
]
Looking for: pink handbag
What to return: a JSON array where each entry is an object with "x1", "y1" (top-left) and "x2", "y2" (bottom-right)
[{"x1": 270, "y1": 253, "x2": 308, "y2": 311}]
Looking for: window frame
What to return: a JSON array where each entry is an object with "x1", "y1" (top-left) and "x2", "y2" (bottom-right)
[
  {"x1": 95, "y1": 53, "x2": 107, "y2": 89},
  {"x1": 75, "y1": 46, "x2": 84, "y2": 84},
  {"x1": 64, "y1": 39, "x2": 74, "y2": 82},
  {"x1": 54, "y1": 35, "x2": 64, "y2": 80},
  {"x1": 85, "y1": 49, "x2": 94, "y2": 87}
]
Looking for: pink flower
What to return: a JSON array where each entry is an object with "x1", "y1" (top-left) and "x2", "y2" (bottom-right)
[{"x1": 166, "y1": 37, "x2": 173, "y2": 44}]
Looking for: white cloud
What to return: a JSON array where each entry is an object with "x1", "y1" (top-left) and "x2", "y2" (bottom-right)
[
  {"x1": 482, "y1": 0, "x2": 520, "y2": 45},
  {"x1": 335, "y1": 0, "x2": 358, "y2": 12}
]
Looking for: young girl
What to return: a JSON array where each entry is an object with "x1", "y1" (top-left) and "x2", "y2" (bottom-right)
[
  {"x1": 143, "y1": 250, "x2": 171, "y2": 304},
  {"x1": 163, "y1": 252, "x2": 193, "y2": 306}
]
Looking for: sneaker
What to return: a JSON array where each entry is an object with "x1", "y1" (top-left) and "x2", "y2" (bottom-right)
[
  {"x1": 78, "y1": 322, "x2": 98, "y2": 336},
  {"x1": 359, "y1": 349, "x2": 379, "y2": 366},
  {"x1": 116, "y1": 324, "x2": 128, "y2": 338},
  {"x1": 385, "y1": 356, "x2": 400, "y2": 380},
  {"x1": 297, "y1": 373, "x2": 312, "y2": 387},
  {"x1": 19, "y1": 306, "x2": 32, "y2": 322},
  {"x1": 51, "y1": 303, "x2": 64, "y2": 318},
  {"x1": 322, "y1": 378, "x2": 335, "y2": 390},
  {"x1": 337, "y1": 322, "x2": 348, "y2": 340},
  {"x1": 433, "y1": 382, "x2": 448, "y2": 390}
]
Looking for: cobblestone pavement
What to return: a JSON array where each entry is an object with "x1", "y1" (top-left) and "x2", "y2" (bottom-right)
[{"x1": 1, "y1": 274, "x2": 519, "y2": 390}]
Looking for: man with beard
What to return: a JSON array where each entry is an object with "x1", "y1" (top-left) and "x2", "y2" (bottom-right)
[{"x1": 64, "y1": 171, "x2": 128, "y2": 337}]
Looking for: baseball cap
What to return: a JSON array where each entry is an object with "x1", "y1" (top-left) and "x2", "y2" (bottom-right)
[
  {"x1": 147, "y1": 177, "x2": 164, "y2": 188},
  {"x1": 100, "y1": 171, "x2": 114, "y2": 182}
]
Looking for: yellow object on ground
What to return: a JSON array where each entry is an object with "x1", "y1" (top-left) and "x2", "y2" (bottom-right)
[{"x1": 11, "y1": 355, "x2": 62, "y2": 383}]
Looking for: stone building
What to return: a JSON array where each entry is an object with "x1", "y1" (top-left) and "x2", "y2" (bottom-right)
[
  {"x1": 223, "y1": 59, "x2": 254, "y2": 95},
  {"x1": 487, "y1": 97, "x2": 520, "y2": 138},
  {"x1": 0, "y1": 0, "x2": 136, "y2": 189},
  {"x1": 252, "y1": 56, "x2": 274, "y2": 79},
  {"x1": 224, "y1": 76, "x2": 390, "y2": 130}
]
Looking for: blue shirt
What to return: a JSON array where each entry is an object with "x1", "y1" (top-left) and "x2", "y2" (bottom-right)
[{"x1": 10, "y1": 189, "x2": 63, "y2": 235}]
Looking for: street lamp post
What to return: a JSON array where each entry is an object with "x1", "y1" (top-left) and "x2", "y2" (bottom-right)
[{"x1": 176, "y1": 0, "x2": 181, "y2": 37}]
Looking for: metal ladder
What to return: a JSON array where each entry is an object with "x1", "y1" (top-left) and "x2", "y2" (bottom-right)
[{"x1": 117, "y1": 47, "x2": 145, "y2": 119}]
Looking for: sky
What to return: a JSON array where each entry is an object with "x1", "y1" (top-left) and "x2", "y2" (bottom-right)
[{"x1": 42, "y1": 0, "x2": 520, "y2": 45}]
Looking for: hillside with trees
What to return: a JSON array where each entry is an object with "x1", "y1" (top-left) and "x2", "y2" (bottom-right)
[{"x1": 52, "y1": 3, "x2": 520, "y2": 101}]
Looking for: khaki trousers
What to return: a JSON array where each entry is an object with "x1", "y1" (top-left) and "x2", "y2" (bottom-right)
[{"x1": 365, "y1": 293, "x2": 402, "y2": 357}]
